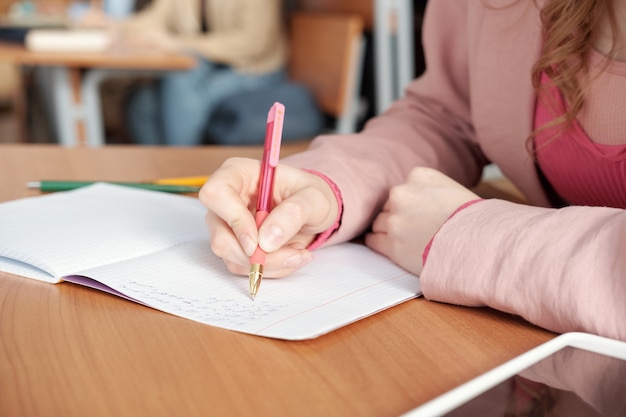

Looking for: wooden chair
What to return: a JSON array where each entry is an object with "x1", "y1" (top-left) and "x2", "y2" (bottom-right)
[
  {"x1": 288, "y1": 11, "x2": 365, "y2": 134},
  {"x1": 296, "y1": 0, "x2": 373, "y2": 29}
]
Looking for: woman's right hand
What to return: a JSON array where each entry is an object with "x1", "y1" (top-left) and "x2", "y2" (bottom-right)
[{"x1": 199, "y1": 157, "x2": 339, "y2": 278}]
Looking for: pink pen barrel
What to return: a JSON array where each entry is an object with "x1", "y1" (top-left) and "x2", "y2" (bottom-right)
[
  {"x1": 256, "y1": 128, "x2": 276, "y2": 212},
  {"x1": 249, "y1": 102, "x2": 284, "y2": 300},
  {"x1": 250, "y1": 210, "x2": 269, "y2": 265}
]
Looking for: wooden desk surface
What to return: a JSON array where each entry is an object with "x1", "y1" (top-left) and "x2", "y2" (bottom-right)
[
  {"x1": 0, "y1": 144, "x2": 554, "y2": 417},
  {"x1": 0, "y1": 41, "x2": 196, "y2": 70}
]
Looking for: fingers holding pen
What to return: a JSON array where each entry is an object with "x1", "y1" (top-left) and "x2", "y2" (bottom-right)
[
  {"x1": 223, "y1": 244, "x2": 313, "y2": 278},
  {"x1": 243, "y1": 181, "x2": 329, "y2": 277},
  {"x1": 257, "y1": 171, "x2": 339, "y2": 253},
  {"x1": 204, "y1": 209, "x2": 251, "y2": 268},
  {"x1": 206, "y1": 205, "x2": 312, "y2": 278},
  {"x1": 256, "y1": 196, "x2": 313, "y2": 253},
  {"x1": 200, "y1": 158, "x2": 260, "y2": 259},
  {"x1": 205, "y1": 198, "x2": 314, "y2": 278},
  {"x1": 200, "y1": 159, "x2": 338, "y2": 278}
]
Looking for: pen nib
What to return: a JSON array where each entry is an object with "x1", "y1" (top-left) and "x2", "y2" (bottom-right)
[{"x1": 249, "y1": 264, "x2": 263, "y2": 301}]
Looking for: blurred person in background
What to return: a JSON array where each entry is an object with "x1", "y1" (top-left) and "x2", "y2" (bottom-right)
[{"x1": 113, "y1": 0, "x2": 287, "y2": 146}]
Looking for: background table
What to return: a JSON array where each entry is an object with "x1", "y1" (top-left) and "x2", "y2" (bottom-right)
[
  {"x1": 0, "y1": 143, "x2": 553, "y2": 417},
  {"x1": 0, "y1": 41, "x2": 195, "y2": 147}
]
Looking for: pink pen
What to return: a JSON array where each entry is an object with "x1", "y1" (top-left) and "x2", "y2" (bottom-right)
[{"x1": 249, "y1": 102, "x2": 285, "y2": 300}]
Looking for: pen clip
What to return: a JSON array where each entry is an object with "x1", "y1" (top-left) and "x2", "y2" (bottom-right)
[{"x1": 267, "y1": 102, "x2": 284, "y2": 167}]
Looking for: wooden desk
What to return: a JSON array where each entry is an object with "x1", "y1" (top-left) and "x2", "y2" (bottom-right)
[
  {"x1": 0, "y1": 144, "x2": 554, "y2": 417},
  {"x1": 0, "y1": 42, "x2": 195, "y2": 147}
]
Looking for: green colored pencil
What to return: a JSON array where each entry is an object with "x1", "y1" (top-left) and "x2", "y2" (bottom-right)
[{"x1": 27, "y1": 181, "x2": 201, "y2": 194}]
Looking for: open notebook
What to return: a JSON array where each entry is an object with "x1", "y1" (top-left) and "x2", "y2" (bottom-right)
[{"x1": 0, "y1": 184, "x2": 421, "y2": 340}]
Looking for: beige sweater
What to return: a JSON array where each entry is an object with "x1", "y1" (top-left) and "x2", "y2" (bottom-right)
[{"x1": 123, "y1": 0, "x2": 287, "y2": 74}]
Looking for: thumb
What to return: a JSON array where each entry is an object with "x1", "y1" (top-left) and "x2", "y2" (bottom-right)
[{"x1": 258, "y1": 184, "x2": 338, "y2": 253}]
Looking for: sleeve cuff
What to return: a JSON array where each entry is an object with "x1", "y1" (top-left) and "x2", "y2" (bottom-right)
[
  {"x1": 302, "y1": 169, "x2": 343, "y2": 250},
  {"x1": 422, "y1": 198, "x2": 484, "y2": 266}
]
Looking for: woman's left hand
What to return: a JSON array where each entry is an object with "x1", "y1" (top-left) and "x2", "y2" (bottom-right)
[{"x1": 365, "y1": 167, "x2": 480, "y2": 275}]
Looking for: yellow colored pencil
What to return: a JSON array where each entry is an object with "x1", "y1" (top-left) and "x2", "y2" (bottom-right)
[{"x1": 153, "y1": 176, "x2": 209, "y2": 187}]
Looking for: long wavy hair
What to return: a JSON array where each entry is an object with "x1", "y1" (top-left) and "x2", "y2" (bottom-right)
[{"x1": 530, "y1": 0, "x2": 618, "y2": 144}]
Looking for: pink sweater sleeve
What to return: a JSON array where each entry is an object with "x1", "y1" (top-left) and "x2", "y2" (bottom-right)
[
  {"x1": 420, "y1": 199, "x2": 626, "y2": 342},
  {"x1": 283, "y1": 0, "x2": 488, "y2": 246},
  {"x1": 422, "y1": 199, "x2": 483, "y2": 265}
]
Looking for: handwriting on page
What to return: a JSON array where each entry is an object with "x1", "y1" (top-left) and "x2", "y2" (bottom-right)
[
  {"x1": 78, "y1": 238, "x2": 420, "y2": 339},
  {"x1": 117, "y1": 280, "x2": 289, "y2": 326}
]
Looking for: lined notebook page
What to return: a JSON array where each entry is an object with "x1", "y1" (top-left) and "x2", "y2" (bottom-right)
[
  {"x1": 0, "y1": 183, "x2": 421, "y2": 340},
  {"x1": 74, "y1": 241, "x2": 420, "y2": 340},
  {"x1": 0, "y1": 183, "x2": 207, "y2": 282}
]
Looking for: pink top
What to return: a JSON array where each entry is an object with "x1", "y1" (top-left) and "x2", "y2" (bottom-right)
[{"x1": 534, "y1": 71, "x2": 626, "y2": 208}]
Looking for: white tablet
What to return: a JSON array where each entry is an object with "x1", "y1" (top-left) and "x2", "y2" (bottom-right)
[{"x1": 403, "y1": 332, "x2": 626, "y2": 417}]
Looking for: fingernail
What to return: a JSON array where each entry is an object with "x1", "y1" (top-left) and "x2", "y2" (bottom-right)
[
  {"x1": 259, "y1": 225, "x2": 283, "y2": 252},
  {"x1": 239, "y1": 234, "x2": 256, "y2": 257}
]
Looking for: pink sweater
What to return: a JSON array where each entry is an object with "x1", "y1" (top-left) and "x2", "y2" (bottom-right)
[{"x1": 284, "y1": 0, "x2": 626, "y2": 342}]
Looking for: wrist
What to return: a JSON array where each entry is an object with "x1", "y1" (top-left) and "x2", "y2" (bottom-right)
[
  {"x1": 422, "y1": 198, "x2": 484, "y2": 266},
  {"x1": 302, "y1": 169, "x2": 343, "y2": 250}
]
